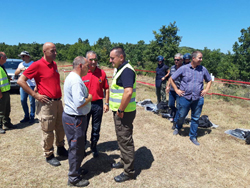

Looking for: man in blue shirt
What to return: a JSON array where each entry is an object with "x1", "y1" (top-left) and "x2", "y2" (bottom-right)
[
  {"x1": 63, "y1": 56, "x2": 92, "y2": 187},
  {"x1": 169, "y1": 51, "x2": 212, "y2": 146}
]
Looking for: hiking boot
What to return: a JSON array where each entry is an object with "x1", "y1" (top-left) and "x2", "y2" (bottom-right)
[
  {"x1": 46, "y1": 154, "x2": 61, "y2": 166},
  {"x1": 190, "y1": 138, "x2": 200, "y2": 146},
  {"x1": 0, "y1": 128, "x2": 6, "y2": 134},
  {"x1": 173, "y1": 129, "x2": 179, "y2": 135},
  {"x1": 91, "y1": 142, "x2": 99, "y2": 158},
  {"x1": 57, "y1": 146, "x2": 68, "y2": 158},
  {"x1": 3, "y1": 123, "x2": 15, "y2": 130},
  {"x1": 68, "y1": 179, "x2": 89, "y2": 187},
  {"x1": 114, "y1": 172, "x2": 133, "y2": 183},
  {"x1": 20, "y1": 117, "x2": 30, "y2": 123}
]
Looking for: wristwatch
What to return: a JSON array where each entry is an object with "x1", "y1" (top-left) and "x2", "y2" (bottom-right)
[
  {"x1": 118, "y1": 109, "x2": 124, "y2": 113},
  {"x1": 105, "y1": 103, "x2": 109, "y2": 106}
]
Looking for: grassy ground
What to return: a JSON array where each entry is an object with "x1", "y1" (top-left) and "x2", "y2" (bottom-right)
[{"x1": 1, "y1": 69, "x2": 250, "y2": 187}]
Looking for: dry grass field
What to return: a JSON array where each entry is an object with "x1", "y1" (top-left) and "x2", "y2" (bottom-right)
[{"x1": 1, "y1": 71, "x2": 250, "y2": 188}]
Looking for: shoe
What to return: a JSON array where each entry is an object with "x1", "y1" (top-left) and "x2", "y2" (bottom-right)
[
  {"x1": 68, "y1": 179, "x2": 89, "y2": 187},
  {"x1": 91, "y1": 142, "x2": 99, "y2": 158},
  {"x1": 29, "y1": 118, "x2": 35, "y2": 124},
  {"x1": 57, "y1": 146, "x2": 68, "y2": 158},
  {"x1": 190, "y1": 138, "x2": 200, "y2": 146},
  {"x1": 20, "y1": 117, "x2": 30, "y2": 123},
  {"x1": 0, "y1": 128, "x2": 6, "y2": 134},
  {"x1": 173, "y1": 128, "x2": 179, "y2": 135},
  {"x1": 3, "y1": 123, "x2": 15, "y2": 130},
  {"x1": 172, "y1": 122, "x2": 176, "y2": 130},
  {"x1": 46, "y1": 154, "x2": 61, "y2": 166},
  {"x1": 114, "y1": 172, "x2": 133, "y2": 183},
  {"x1": 112, "y1": 162, "x2": 124, "y2": 169}
]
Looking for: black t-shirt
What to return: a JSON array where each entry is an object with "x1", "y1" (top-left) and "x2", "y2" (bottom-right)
[{"x1": 116, "y1": 61, "x2": 135, "y2": 88}]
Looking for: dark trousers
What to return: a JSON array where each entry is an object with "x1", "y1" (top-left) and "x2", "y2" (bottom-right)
[
  {"x1": 62, "y1": 112, "x2": 87, "y2": 183},
  {"x1": 0, "y1": 91, "x2": 11, "y2": 126},
  {"x1": 113, "y1": 110, "x2": 136, "y2": 178},
  {"x1": 86, "y1": 99, "x2": 103, "y2": 144}
]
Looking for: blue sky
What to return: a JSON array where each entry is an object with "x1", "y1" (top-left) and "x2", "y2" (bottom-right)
[{"x1": 1, "y1": 0, "x2": 250, "y2": 53}]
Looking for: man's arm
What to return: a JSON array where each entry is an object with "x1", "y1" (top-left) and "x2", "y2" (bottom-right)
[
  {"x1": 166, "y1": 80, "x2": 171, "y2": 93},
  {"x1": 201, "y1": 80, "x2": 212, "y2": 96},
  {"x1": 161, "y1": 69, "x2": 170, "y2": 81},
  {"x1": 103, "y1": 88, "x2": 109, "y2": 113},
  {"x1": 77, "y1": 94, "x2": 92, "y2": 108},
  {"x1": 169, "y1": 77, "x2": 184, "y2": 96},
  {"x1": 17, "y1": 74, "x2": 50, "y2": 103},
  {"x1": 117, "y1": 87, "x2": 133, "y2": 118}
]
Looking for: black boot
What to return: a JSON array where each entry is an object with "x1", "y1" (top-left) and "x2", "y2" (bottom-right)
[
  {"x1": 57, "y1": 146, "x2": 68, "y2": 158},
  {"x1": 172, "y1": 122, "x2": 176, "y2": 130},
  {"x1": 91, "y1": 142, "x2": 99, "y2": 158}
]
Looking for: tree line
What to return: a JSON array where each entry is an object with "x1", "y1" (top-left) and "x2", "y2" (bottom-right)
[{"x1": 1, "y1": 22, "x2": 249, "y2": 81}]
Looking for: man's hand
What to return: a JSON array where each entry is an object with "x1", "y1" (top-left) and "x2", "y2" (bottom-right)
[
  {"x1": 161, "y1": 77, "x2": 165, "y2": 81},
  {"x1": 176, "y1": 89, "x2": 185, "y2": 96},
  {"x1": 34, "y1": 93, "x2": 51, "y2": 104},
  {"x1": 103, "y1": 104, "x2": 109, "y2": 113},
  {"x1": 201, "y1": 89, "x2": 209, "y2": 96},
  {"x1": 117, "y1": 111, "x2": 124, "y2": 118},
  {"x1": 166, "y1": 86, "x2": 170, "y2": 93}
]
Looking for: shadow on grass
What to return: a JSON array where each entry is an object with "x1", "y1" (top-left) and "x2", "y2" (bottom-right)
[
  {"x1": 134, "y1": 146, "x2": 154, "y2": 178},
  {"x1": 179, "y1": 127, "x2": 212, "y2": 138},
  {"x1": 82, "y1": 142, "x2": 154, "y2": 180},
  {"x1": 81, "y1": 140, "x2": 120, "y2": 179},
  {"x1": 13, "y1": 119, "x2": 39, "y2": 129}
]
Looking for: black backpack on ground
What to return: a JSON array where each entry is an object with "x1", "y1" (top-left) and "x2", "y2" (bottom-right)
[
  {"x1": 157, "y1": 101, "x2": 168, "y2": 113},
  {"x1": 198, "y1": 115, "x2": 213, "y2": 128}
]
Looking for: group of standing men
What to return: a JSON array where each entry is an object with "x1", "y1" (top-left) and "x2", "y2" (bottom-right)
[
  {"x1": 156, "y1": 52, "x2": 212, "y2": 146},
  {"x1": 15, "y1": 42, "x2": 136, "y2": 187}
]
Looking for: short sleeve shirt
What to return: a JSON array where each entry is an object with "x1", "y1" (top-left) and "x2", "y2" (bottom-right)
[
  {"x1": 171, "y1": 63, "x2": 211, "y2": 100},
  {"x1": 23, "y1": 57, "x2": 62, "y2": 98},
  {"x1": 82, "y1": 67, "x2": 109, "y2": 101}
]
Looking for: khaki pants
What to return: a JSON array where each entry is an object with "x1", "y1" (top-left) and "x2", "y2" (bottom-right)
[
  {"x1": 36, "y1": 100, "x2": 65, "y2": 157},
  {"x1": 113, "y1": 110, "x2": 136, "y2": 178}
]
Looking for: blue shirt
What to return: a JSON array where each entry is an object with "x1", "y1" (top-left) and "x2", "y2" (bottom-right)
[
  {"x1": 64, "y1": 72, "x2": 91, "y2": 115},
  {"x1": 155, "y1": 63, "x2": 169, "y2": 87},
  {"x1": 171, "y1": 63, "x2": 211, "y2": 100}
]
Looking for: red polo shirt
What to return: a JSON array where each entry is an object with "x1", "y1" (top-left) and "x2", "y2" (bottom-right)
[
  {"x1": 23, "y1": 57, "x2": 62, "y2": 98},
  {"x1": 82, "y1": 67, "x2": 109, "y2": 101}
]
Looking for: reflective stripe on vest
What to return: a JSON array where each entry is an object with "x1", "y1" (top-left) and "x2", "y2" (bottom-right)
[
  {"x1": 110, "y1": 63, "x2": 136, "y2": 112},
  {"x1": 0, "y1": 67, "x2": 10, "y2": 92}
]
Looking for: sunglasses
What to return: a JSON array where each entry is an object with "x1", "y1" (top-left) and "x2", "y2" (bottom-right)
[
  {"x1": 89, "y1": 58, "x2": 97, "y2": 62},
  {"x1": 174, "y1": 59, "x2": 180, "y2": 61}
]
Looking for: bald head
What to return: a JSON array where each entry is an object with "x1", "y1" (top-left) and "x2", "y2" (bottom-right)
[
  {"x1": 43, "y1": 42, "x2": 57, "y2": 63},
  {"x1": 0, "y1": 52, "x2": 7, "y2": 65}
]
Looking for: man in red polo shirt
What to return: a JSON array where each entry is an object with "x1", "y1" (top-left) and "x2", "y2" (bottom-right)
[
  {"x1": 82, "y1": 51, "x2": 109, "y2": 158},
  {"x1": 17, "y1": 42, "x2": 68, "y2": 166}
]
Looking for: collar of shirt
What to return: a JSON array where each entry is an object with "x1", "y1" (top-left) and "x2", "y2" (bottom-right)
[
  {"x1": 41, "y1": 57, "x2": 55, "y2": 67},
  {"x1": 117, "y1": 61, "x2": 128, "y2": 71}
]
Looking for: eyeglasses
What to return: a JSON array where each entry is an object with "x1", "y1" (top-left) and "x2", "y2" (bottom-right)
[
  {"x1": 174, "y1": 59, "x2": 180, "y2": 61},
  {"x1": 89, "y1": 58, "x2": 97, "y2": 62}
]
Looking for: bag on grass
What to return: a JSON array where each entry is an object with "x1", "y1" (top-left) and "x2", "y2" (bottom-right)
[{"x1": 198, "y1": 115, "x2": 213, "y2": 128}]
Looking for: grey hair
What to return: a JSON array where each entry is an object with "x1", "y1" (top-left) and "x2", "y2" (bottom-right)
[
  {"x1": 174, "y1": 53, "x2": 183, "y2": 59},
  {"x1": 192, "y1": 51, "x2": 202, "y2": 58},
  {"x1": 86, "y1": 51, "x2": 97, "y2": 59},
  {"x1": 73, "y1": 56, "x2": 87, "y2": 69}
]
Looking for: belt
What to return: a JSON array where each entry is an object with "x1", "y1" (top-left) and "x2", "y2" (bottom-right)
[
  {"x1": 47, "y1": 97, "x2": 61, "y2": 101},
  {"x1": 65, "y1": 113, "x2": 86, "y2": 118}
]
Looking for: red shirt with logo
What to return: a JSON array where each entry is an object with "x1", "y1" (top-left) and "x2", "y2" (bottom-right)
[
  {"x1": 82, "y1": 67, "x2": 109, "y2": 101},
  {"x1": 23, "y1": 57, "x2": 62, "y2": 98}
]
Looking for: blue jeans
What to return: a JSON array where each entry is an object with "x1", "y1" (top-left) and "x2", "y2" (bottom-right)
[
  {"x1": 176, "y1": 97, "x2": 204, "y2": 139},
  {"x1": 168, "y1": 90, "x2": 180, "y2": 122},
  {"x1": 20, "y1": 86, "x2": 35, "y2": 119}
]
